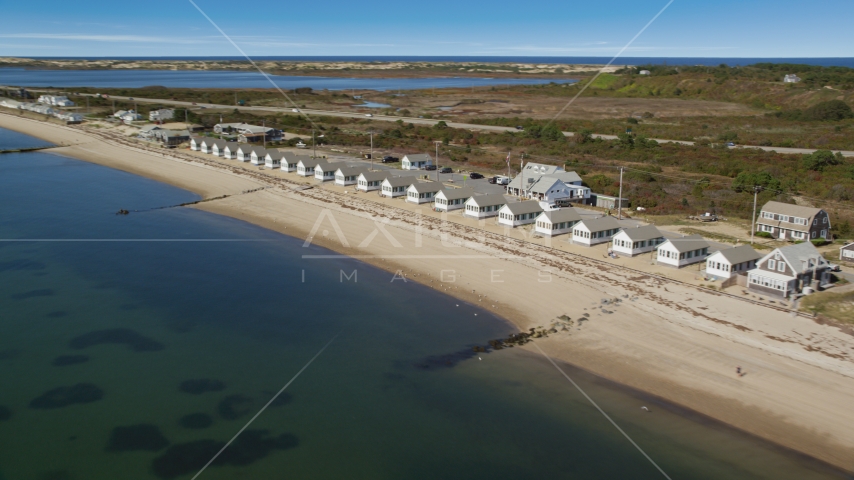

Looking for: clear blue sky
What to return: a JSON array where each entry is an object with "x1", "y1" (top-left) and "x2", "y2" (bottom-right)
[{"x1": 1, "y1": 0, "x2": 853, "y2": 58}]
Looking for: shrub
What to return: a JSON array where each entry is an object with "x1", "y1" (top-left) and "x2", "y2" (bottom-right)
[
  {"x1": 811, "y1": 239, "x2": 828, "y2": 247},
  {"x1": 755, "y1": 231, "x2": 773, "y2": 238}
]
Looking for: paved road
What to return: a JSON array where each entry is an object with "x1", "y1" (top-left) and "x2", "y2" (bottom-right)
[{"x1": 20, "y1": 88, "x2": 854, "y2": 157}]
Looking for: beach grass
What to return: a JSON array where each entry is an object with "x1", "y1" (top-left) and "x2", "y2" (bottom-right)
[{"x1": 800, "y1": 290, "x2": 854, "y2": 324}]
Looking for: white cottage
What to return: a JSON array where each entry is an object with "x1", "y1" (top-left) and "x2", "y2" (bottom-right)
[
  {"x1": 401, "y1": 154, "x2": 433, "y2": 170},
  {"x1": 611, "y1": 225, "x2": 665, "y2": 257},
  {"x1": 656, "y1": 235, "x2": 710, "y2": 268},
  {"x1": 210, "y1": 139, "x2": 228, "y2": 157},
  {"x1": 357, "y1": 171, "x2": 388, "y2": 192},
  {"x1": 434, "y1": 187, "x2": 474, "y2": 212},
  {"x1": 315, "y1": 162, "x2": 346, "y2": 182},
  {"x1": 498, "y1": 201, "x2": 544, "y2": 227},
  {"x1": 705, "y1": 245, "x2": 761, "y2": 279},
  {"x1": 235, "y1": 145, "x2": 254, "y2": 162},
  {"x1": 190, "y1": 137, "x2": 204, "y2": 151},
  {"x1": 380, "y1": 177, "x2": 416, "y2": 198},
  {"x1": 250, "y1": 146, "x2": 268, "y2": 165},
  {"x1": 296, "y1": 158, "x2": 326, "y2": 177},
  {"x1": 572, "y1": 217, "x2": 621, "y2": 246},
  {"x1": 264, "y1": 149, "x2": 282, "y2": 169},
  {"x1": 406, "y1": 182, "x2": 443, "y2": 204},
  {"x1": 221, "y1": 142, "x2": 240, "y2": 159},
  {"x1": 199, "y1": 138, "x2": 217, "y2": 154},
  {"x1": 335, "y1": 166, "x2": 368, "y2": 186},
  {"x1": 463, "y1": 194, "x2": 507, "y2": 219},
  {"x1": 534, "y1": 208, "x2": 582, "y2": 236},
  {"x1": 281, "y1": 152, "x2": 308, "y2": 172}
]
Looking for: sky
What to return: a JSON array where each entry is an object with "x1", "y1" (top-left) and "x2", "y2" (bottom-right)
[{"x1": 1, "y1": 0, "x2": 853, "y2": 58}]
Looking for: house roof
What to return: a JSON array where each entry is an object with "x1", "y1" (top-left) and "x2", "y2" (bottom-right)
[
  {"x1": 501, "y1": 200, "x2": 543, "y2": 216},
  {"x1": 316, "y1": 161, "x2": 346, "y2": 173},
  {"x1": 251, "y1": 146, "x2": 267, "y2": 156},
  {"x1": 224, "y1": 142, "x2": 240, "y2": 150},
  {"x1": 402, "y1": 153, "x2": 433, "y2": 163},
  {"x1": 841, "y1": 242, "x2": 854, "y2": 251},
  {"x1": 336, "y1": 166, "x2": 368, "y2": 176},
  {"x1": 661, "y1": 235, "x2": 709, "y2": 253},
  {"x1": 191, "y1": 136, "x2": 203, "y2": 143},
  {"x1": 140, "y1": 125, "x2": 162, "y2": 132},
  {"x1": 523, "y1": 162, "x2": 563, "y2": 176},
  {"x1": 551, "y1": 171, "x2": 582, "y2": 184},
  {"x1": 437, "y1": 187, "x2": 474, "y2": 201},
  {"x1": 577, "y1": 216, "x2": 621, "y2": 232},
  {"x1": 281, "y1": 152, "x2": 311, "y2": 163},
  {"x1": 537, "y1": 208, "x2": 582, "y2": 224},
  {"x1": 358, "y1": 171, "x2": 389, "y2": 182},
  {"x1": 236, "y1": 144, "x2": 254, "y2": 153},
  {"x1": 528, "y1": 176, "x2": 565, "y2": 195},
  {"x1": 760, "y1": 201, "x2": 823, "y2": 221},
  {"x1": 708, "y1": 245, "x2": 762, "y2": 265},
  {"x1": 466, "y1": 193, "x2": 507, "y2": 207},
  {"x1": 211, "y1": 139, "x2": 228, "y2": 148},
  {"x1": 616, "y1": 225, "x2": 663, "y2": 242},
  {"x1": 265, "y1": 149, "x2": 283, "y2": 160},
  {"x1": 297, "y1": 157, "x2": 325, "y2": 168},
  {"x1": 408, "y1": 182, "x2": 444, "y2": 193},
  {"x1": 384, "y1": 177, "x2": 417, "y2": 187},
  {"x1": 769, "y1": 242, "x2": 828, "y2": 275}
]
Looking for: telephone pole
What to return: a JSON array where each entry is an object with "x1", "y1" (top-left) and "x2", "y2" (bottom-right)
[
  {"x1": 618, "y1": 167, "x2": 624, "y2": 220},
  {"x1": 370, "y1": 129, "x2": 374, "y2": 171},
  {"x1": 434, "y1": 141, "x2": 441, "y2": 182},
  {"x1": 312, "y1": 129, "x2": 316, "y2": 158},
  {"x1": 262, "y1": 120, "x2": 266, "y2": 148},
  {"x1": 751, "y1": 186, "x2": 763, "y2": 244}
]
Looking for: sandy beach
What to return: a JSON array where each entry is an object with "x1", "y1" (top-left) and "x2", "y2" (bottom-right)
[{"x1": 2, "y1": 112, "x2": 853, "y2": 472}]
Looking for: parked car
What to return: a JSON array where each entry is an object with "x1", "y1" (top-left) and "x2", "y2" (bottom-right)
[
  {"x1": 469, "y1": 172, "x2": 484, "y2": 179},
  {"x1": 439, "y1": 167, "x2": 453, "y2": 174},
  {"x1": 424, "y1": 165, "x2": 437, "y2": 171},
  {"x1": 515, "y1": 125, "x2": 524, "y2": 130},
  {"x1": 128, "y1": 97, "x2": 134, "y2": 100},
  {"x1": 382, "y1": 156, "x2": 399, "y2": 163},
  {"x1": 365, "y1": 113, "x2": 373, "y2": 117},
  {"x1": 292, "y1": 108, "x2": 300, "y2": 112},
  {"x1": 829, "y1": 264, "x2": 842, "y2": 272},
  {"x1": 726, "y1": 142, "x2": 736, "y2": 147}
]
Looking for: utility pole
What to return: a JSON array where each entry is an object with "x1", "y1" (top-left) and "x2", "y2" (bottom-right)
[
  {"x1": 618, "y1": 167, "x2": 624, "y2": 220},
  {"x1": 520, "y1": 154, "x2": 525, "y2": 198},
  {"x1": 219, "y1": 115, "x2": 223, "y2": 140},
  {"x1": 370, "y1": 129, "x2": 374, "y2": 171},
  {"x1": 263, "y1": 120, "x2": 266, "y2": 148},
  {"x1": 312, "y1": 129, "x2": 316, "y2": 158},
  {"x1": 434, "y1": 141, "x2": 441, "y2": 182},
  {"x1": 751, "y1": 185, "x2": 763, "y2": 244}
]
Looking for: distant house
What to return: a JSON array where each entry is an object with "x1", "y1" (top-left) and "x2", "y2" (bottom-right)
[
  {"x1": 199, "y1": 138, "x2": 217, "y2": 154},
  {"x1": 839, "y1": 242, "x2": 854, "y2": 263},
  {"x1": 656, "y1": 235, "x2": 710, "y2": 268},
  {"x1": 572, "y1": 217, "x2": 621, "y2": 246},
  {"x1": 0, "y1": 99, "x2": 22, "y2": 109},
  {"x1": 756, "y1": 201, "x2": 830, "y2": 241},
  {"x1": 380, "y1": 177, "x2": 415, "y2": 198},
  {"x1": 639, "y1": 70, "x2": 651, "y2": 76},
  {"x1": 783, "y1": 74, "x2": 801, "y2": 83},
  {"x1": 705, "y1": 245, "x2": 761, "y2": 279},
  {"x1": 592, "y1": 194, "x2": 629, "y2": 210},
  {"x1": 506, "y1": 163, "x2": 586, "y2": 202},
  {"x1": 748, "y1": 242, "x2": 831, "y2": 297},
  {"x1": 55, "y1": 111, "x2": 83, "y2": 123},
  {"x1": 235, "y1": 145, "x2": 254, "y2": 162},
  {"x1": 222, "y1": 142, "x2": 240, "y2": 159},
  {"x1": 534, "y1": 208, "x2": 581, "y2": 236},
  {"x1": 264, "y1": 149, "x2": 282, "y2": 169},
  {"x1": 611, "y1": 225, "x2": 665, "y2": 256},
  {"x1": 297, "y1": 157, "x2": 325, "y2": 177},
  {"x1": 357, "y1": 171, "x2": 388, "y2": 192},
  {"x1": 463, "y1": 194, "x2": 507, "y2": 219},
  {"x1": 138, "y1": 124, "x2": 163, "y2": 140},
  {"x1": 38, "y1": 95, "x2": 74, "y2": 107},
  {"x1": 149, "y1": 108, "x2": 174, "y2": 122},
  {"x1": 406, "y1": 182, "x2": 443, "y2": 204},
  {"x1": 250, "y1": 146, "x2": 268, "y2": 165},
  {"x1": 434, "y1": 187, "x2": 474, "y2": 212},
  {"x1": 214, "y1": 122, "x2": 282, "y2": 143},
  {"x1": 190, "y1": 137, "x2": 204, "y2": 151},
  {"x1": 335, "y1": 166, "x2": 368, "y2": 186},
  {"x1": 281, "y1": 152, "x2": 309, "y2": 172},
  {"x1": 315, "y1": 162, "x2": 346, "y2": 182},
  {"x1": 155, "y1": 130, "x2": 189, "y2": 147},
  {"x1": 401, "y1": 154, "x2": 433, "y2": 170},
  {"x1": 495, "y1": 201, "x2": 542, "y2": 227},
  {"x1": 210, "y1": 139, "x2": 228, "y2": 157},
  {"x1": 116, "y1": 110, "x2": 141, "y2": 124}
]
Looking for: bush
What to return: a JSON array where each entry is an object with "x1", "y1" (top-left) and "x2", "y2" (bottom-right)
[
  {"x1": 802, "y1": 100, "x2": 853, "y2": 121},
  {"x1": 811, "y1": 239, "x2": 828, "y2": 247},
  {"x1": 755, "y1": 231, "x2": 773, "y2": 238}
]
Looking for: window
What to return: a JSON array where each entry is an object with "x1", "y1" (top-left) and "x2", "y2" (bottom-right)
[
  {"x1": 777, "y1": 262, "x2": 785, "y2": 273},
  {"x1": 823, "y1": 217, "x2": 828, "y2": 224},
  {"x1": 768, "y1": 259, "x2": 776, "y2": 270}
]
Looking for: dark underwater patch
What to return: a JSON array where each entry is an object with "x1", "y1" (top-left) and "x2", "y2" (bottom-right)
[
  {"x1": 12, "y1": 289, "x2": 54, "y2": 300},
  {"x1": 217, "y1": 395, "x2": 253, "y2": 420},
  {"x1": 0, "y1": 349, "x2": 20, "y2": 360},
  {"x1": 151, "y1": 430, "x2": 298, "y2": 479},
  {"x1": 46, "y1": 311, "x2": 67, "y2": 318},
  {"x1": 0, "y1": 405, "x2": 11, "y2": 421},
  {"x1": 69, "y1": 328, "x2": 163, "y2": 352},
  {"x1": 178, "y1": 413, "x2": 213, "y2": 429},
  {"x1": 51, "y1": 355, "x2": 89, "y2": 366},
  {"x1": 29, "y1": 383, "x2": 104, "y2": 409},
  {"x1": 105, "y1": 424, "x2": 169, "y2": 453},
  {"x1": 179, "y1": 379, "x2": 225, "y2": 395}
]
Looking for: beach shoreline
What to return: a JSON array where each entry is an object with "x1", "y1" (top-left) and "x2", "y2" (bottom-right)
[{"x1": 2, "y1": 112, "x2": 853, "y2": 473}]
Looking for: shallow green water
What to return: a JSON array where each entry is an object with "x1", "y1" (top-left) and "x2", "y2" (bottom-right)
[{"x1": 0, "y1": 131, "x2": 848, "y2": 479}]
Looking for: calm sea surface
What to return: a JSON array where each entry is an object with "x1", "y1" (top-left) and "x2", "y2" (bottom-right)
[
  {"x1": 0, "y1": 69, "x2": 576, "y2": 90},
  {"x1": 0, "y1": 128, "x2": 847, "y2": 479}
]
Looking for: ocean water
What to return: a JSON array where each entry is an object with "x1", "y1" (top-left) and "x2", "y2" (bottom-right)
[
  {"x1": 0, "y1": 129, "x2": 849, "y2": 479},
  {"x1": 0, "y1": 68, "x2": 576, "y2": 91}
]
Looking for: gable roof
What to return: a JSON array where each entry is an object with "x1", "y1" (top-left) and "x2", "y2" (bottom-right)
[
  {"x1": 501, "y1": 200, "x2": 543, "y2": 216},
  {"x1": 767, "y1": 242, "x2": 828, "y2": 275},
  {"x1": 708, "y1": 245, "x2": 762, "y2": 265},
  {"x1": 466, "y1": 193, "x2": 507, "y2": 207},
  {"x1": 236, "y1": 144, "x2": 254, "y2": 153},
  {"x1": 408, "y1": 182, "x2": 444, "y2": 194},
  {"x1": 297, "y1": 157, "x2": 326, "y2": 168},
  {"x1": 402, "y1": 153, "x2": 433, "y2": 163},
  {"x1": 551, "y1": 171, "x2": 582, "y2": 184},
  {"x1": 616, "y1": 225, "x2": 664, "y2": 242},
  {"x1": 265, "y1": 149, "x2": 283, "y2": 160},
  {"x1": 661, "y1": 235, "x2": 709, "y2": 253},
  {"x1": 315, "y1": 161, "x2": 346, "y2": 173},
  {"x1": 281, "y1": 152, "x2": 311, "y2": 164},
  {"x1": 577, "y1": 216, "x2": 621, "y2": 232},
  {"x1": 336, "y1": 166, "x2": 369, "y2": 176},
  {"x1": 759, "y1": 201, "x2": 823, "y2": 221},
  {"x1": 358, "y1": 171, "x2": 389, "y2": 182},
  {"x1": 211, "y1": 139, "x2": 228, "y2": 149},
  {"x1": 528, "y1": 176, "x2": 566, "y2": 195},
  {"x1": 383, "y1": 176, "x2": 417, "y2": 187},
  {"x1": 223, "y1": 141, "x2": 240, "y2": 151},
  {"x1": 251, "y1": 146, "x2": 267, "y2": 156},
  {"x1": 537, "y1": 208, "x2": 582, "y2": 224},
  {"x1": 437, "y1": 187, "x2": 474, "y2": 201}
]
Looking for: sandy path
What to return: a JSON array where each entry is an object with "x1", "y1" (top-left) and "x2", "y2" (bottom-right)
[{"x1": 2, "y1": 112, "x2": 853, "y2": 471}]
